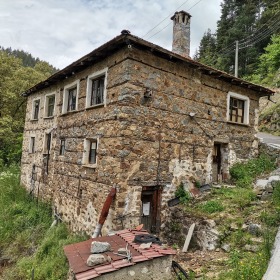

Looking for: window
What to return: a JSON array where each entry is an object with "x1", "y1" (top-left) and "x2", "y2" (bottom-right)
[
  {"x1": 67, "y1": 87, "x2": 77, "y2": 111},
  {"x1": 44, "y1": 133, "x2": 52, "y2": 154},
  {"x1": 62, "y1": 81, "x2": 79, "y2": 114},
  {"x1": 32, "y1": 99, "x2": 40, "y2": 120},
  {"x1": 45, "y1": 94, "x2": 55, "y2": 117},
  {"x1": 90, "y1": 76, "x2": 105, "y2": 106},
  {"x1": 89, "y1": 140, "x2": 97, "y2": 164},
  {"x1": 59, "y1": 139, "x2": 66, "y2": 155},
  {"x1": 82, "y1": 139, "x2": 98, "y2": 166},
  {"x1": 86, "y1": 69, "x2": 107, "y2": 108},
  {"x1": 229, "y1": 97, "x2": 244, "y2": 123},
  {"x1": 29, "y1": 137, "x2": 35, "y2": 153},
  {"x1": 227, "y1": 92, "x2": 249, "y2": 125}
]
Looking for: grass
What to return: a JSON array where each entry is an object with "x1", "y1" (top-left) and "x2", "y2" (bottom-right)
[
  {"x1": 229, "y1": 154, "x2": 276, "y2": 188},
  {"x1": 179, "y1": 155, "x2": 278, "y2": 280},
  {"x1": 0, "y1": 165, "x2": 87, "y2": 280}
]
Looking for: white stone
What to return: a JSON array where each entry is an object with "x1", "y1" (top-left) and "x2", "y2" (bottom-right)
[
  {"x1": 87, "y1": 254, "x2": 111, "y2": 267},
  {"x1": 90, "y1": 241, "x2": 111, "y2": 253}
]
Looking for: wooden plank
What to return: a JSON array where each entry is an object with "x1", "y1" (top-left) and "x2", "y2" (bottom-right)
[{"x1": 182, "y1": 223, "x2": 195, "y2": 253}]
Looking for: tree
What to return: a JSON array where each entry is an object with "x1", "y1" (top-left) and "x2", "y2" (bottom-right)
[
  {"x1": 0, "y1": 50, "x2": 55, "y2": 165},
  {"x1": 194, "y1": 29, "x2": 217, "y2": 67}
]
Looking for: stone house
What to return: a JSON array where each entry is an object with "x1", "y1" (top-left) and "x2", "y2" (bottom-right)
[{"x1": 21, "y1": 11, "x2": 273, "y2": 235}]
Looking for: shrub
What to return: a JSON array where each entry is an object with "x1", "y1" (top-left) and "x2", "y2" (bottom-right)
[{"x1": 175, "y1": 183, "x2": 191, "y2": 205}]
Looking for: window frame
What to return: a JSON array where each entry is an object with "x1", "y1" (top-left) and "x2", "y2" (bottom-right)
[
  {"x1": 86, "y1": 68, "x2": 108, "y2": 108},
  {"x1": 227, "y1": 92, "x2": 250, "y2": 125},
  {"x1": 31, "y1": 98, "x2": 40, "y2": 120},
  {"x1": 44, "y1": 93, "x2": 56, "y2": 118},
  {"x1": 62, "y1": 80, "x2": 79, "y2": 114},
  {"x1": 82, "y1": 138, "x2": 99, "y2": 167}
]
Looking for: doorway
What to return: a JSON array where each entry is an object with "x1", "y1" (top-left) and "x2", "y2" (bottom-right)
[
  {"x1": 212, "y1": 143, "x2": 222, "y2": 182},
  {"x1": 141, "y1": 186, "x2": 161, "y2": 233}
]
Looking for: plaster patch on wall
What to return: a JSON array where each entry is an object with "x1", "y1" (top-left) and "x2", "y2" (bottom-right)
[
  {"x1": 205, "y1": 152, "x2": 213, "y2": 183},
  {"x1": 228, "y1": 148, "x2": 237, "y2": 166},
  {"x1": 169, "y1": 158, "x2": 192, "y2": 186}
]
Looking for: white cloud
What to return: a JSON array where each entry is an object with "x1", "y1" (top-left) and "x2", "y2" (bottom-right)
[{"x1": 0, "y1": 0, "x2": 221, "y2": 69}]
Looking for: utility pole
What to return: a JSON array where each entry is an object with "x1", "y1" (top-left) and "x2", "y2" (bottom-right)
[{"x1": 235, "y1": 40, "x2": 239, "y2": 78}]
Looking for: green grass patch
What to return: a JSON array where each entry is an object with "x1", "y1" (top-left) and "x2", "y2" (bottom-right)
[
  {"x1": 229, "y1": 155, "x2": 275, "y2": 188},
  {"x1": 0, "y1": 166, "x2": 87, "y2": 279},
  {"x1": 198, "y1": 200, "x2": 224, "y2": 214}
]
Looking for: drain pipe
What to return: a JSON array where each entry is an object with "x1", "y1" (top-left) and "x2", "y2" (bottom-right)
[{"x1": 92, "y1": 186, "x2": 117, "y2": 238}]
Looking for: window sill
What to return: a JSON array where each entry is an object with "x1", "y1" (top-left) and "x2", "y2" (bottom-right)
[
  {"x1": 82, "y1": 164, "x2": 97, "y2": 169},
  {"x1": 61, "y1": 110, "x2": 78, "y2": 116},
  {"x1": 30, "y1": 118, "x2": 39, "y2": 121},
  {"x1": 227, "y1": 121, "x2": 250, "y2": 127},
  {"x1": 43, "y1": 116, "x2": 54, "y2": 119},
  {"x1": 86, "y1": 103, "x2": 104, "y2": 110}
]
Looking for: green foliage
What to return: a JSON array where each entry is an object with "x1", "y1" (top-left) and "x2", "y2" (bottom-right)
[
  {"x1": 0, "y1": 166, "x2": 87, "y2": 279},
  {"x1": 175, "y1": 183, "x2": 191, "y2": 205},
  {"x1": 0, "y1": 49, "x2": 56, "y2": 166},
  {"x1": 230, "y1": 155, "x2": 275, "y2": 188},
  {"x1": 246, "y1": 35, "x2": 280, "y2": 87},
  {"x1": 196, "y1": 0, "x2": 280, "y2": 80},
  {"x1": 198, "y1": 200, "x2": 224, "y2": 214},
  {"x1": 272, "y1": 181, "x2": 280, "y2": 206}
]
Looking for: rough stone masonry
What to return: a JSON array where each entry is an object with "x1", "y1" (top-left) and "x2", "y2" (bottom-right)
[{"x1": 20, "y1": 11, "x2": 273, "y2": 235}]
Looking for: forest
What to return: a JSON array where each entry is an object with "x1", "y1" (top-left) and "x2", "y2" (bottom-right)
[
  {"x1": 195, "y1": 0, "x2": 280, "y2": 87},
  {"x1": 0, "y1": 0, "x2": 280, "y2": 167}
]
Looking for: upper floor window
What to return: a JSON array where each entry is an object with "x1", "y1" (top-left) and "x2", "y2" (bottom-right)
[
  {"x1": 227, "y1": 92, "x2": 250, "y2": 125},
  {"x1": 86, "y1": 69, "x2": 107, "y2": 108},
  {"x1": 45, "y1": 94, "x2": 55, "y2": 117},
  {"x1": 62, "y1": 81, "x2": 79, "y2": 114},
  {"x1": 32, "y1": 99, "x2": 40, "y2": 120}
]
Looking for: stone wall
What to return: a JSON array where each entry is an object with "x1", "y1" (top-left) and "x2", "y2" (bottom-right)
[{"x1": 21, "y1": 45, "x2": 263, "y2": 235}]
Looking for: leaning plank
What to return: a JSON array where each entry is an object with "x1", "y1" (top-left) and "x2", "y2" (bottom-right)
[{"x1": 182, "y1": 223, "x2": 195, "y2": 253}]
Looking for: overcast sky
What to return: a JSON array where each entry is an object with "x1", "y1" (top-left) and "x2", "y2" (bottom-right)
[{"x1": 0, "y1": 0, "x2": 222, "y2": 69}]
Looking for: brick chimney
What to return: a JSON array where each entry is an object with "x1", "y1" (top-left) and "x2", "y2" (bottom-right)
[{"x1": 171, "y1": 11, "x2": 191, "y2": 58}]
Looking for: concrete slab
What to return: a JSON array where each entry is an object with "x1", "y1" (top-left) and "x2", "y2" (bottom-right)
[{"x1": 263, "y1": 227, "x2": 280, "y2": 280}]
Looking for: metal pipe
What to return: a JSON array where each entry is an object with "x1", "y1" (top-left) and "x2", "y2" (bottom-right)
[{"x1": 92, "y1": 186, "x2": 116, "y2": 238}]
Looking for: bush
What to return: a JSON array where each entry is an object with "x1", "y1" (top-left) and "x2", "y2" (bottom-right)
[{"x1": 175, "y1": 183, "x2": 191, "y2": 205}]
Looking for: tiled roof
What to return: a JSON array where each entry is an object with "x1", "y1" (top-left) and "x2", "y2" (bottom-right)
[{"x1": 64, "y1": 229, "x2": 176, "y2": 280}]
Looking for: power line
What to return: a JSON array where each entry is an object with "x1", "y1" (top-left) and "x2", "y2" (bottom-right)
[
  {"x1": 143, "y1": 0, "x2": 204, "y2": 40},
  {"x1": 142, "y1": 0, "x2": 191, "y2": 38}
]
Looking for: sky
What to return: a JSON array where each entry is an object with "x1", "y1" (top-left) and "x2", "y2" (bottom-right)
[{"x1": 0, "y1": 0, "x2": 222, "y2": 69}]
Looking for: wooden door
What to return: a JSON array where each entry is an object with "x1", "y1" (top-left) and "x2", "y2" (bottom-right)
[{"x1": 141, "y1": 186, "x2": 161, "y2": 233}]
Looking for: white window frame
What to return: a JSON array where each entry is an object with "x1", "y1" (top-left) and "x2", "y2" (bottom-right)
[
  {"x1": 82, "y1": 138, "x2": 99, "y2": 167},
  {"x1": 227, "y1": 92, "x2": 250, "y2": 125},
  {"x1": 29, "y1": 136, "x2": 36, "y2": 153},
  {"x1": 86, "y1": 68, "x2": 108, "y2": 108},
  {"x1": 44, "y1": 93, "x2": 56, "y2": 118},
  {"x1": 31, "y1": 98, "x2": 40, "y2": 120},
  {"x1": 62, "y1": 80, "x2": 79, "y2": 114}
]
